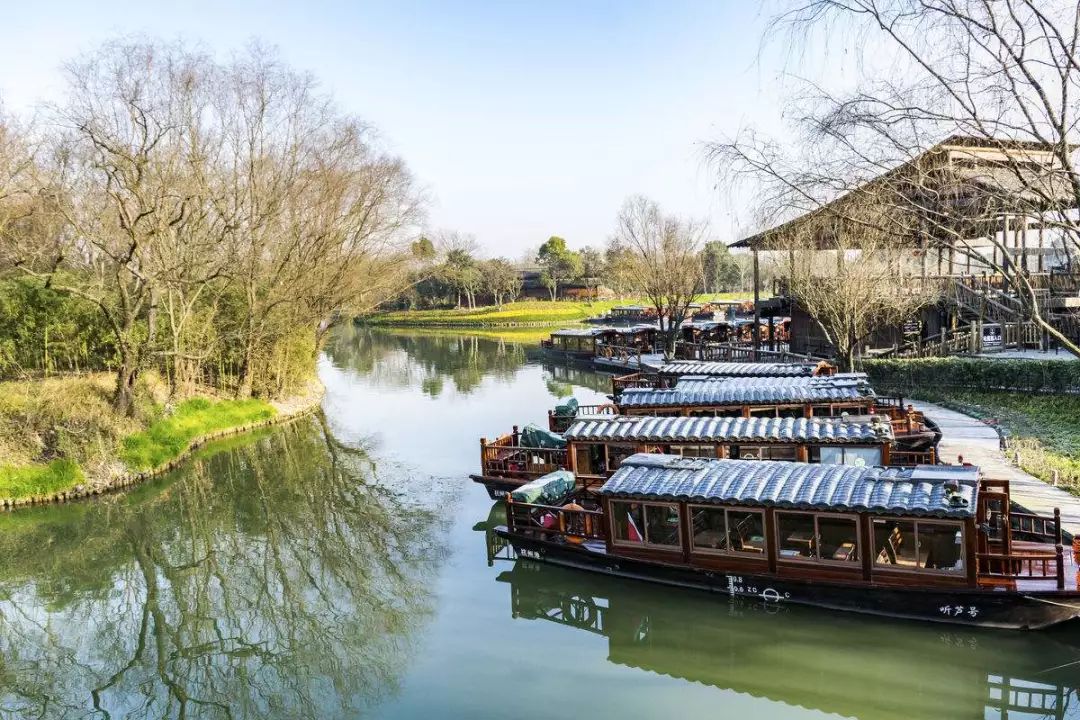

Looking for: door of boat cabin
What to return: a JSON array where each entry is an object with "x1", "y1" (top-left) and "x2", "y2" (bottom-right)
[{"x1": 976, "y1": 480, "x2": 1011, "y2": 556}]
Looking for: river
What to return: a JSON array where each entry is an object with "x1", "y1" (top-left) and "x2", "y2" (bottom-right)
[{"x1": 1, "y1": 325, "x2": 1078, "y2": 719}]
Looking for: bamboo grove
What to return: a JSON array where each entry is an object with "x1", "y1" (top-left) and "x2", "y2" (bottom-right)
[{"x1": 0, "y1": 39, "x2": 423, "y2": 412}]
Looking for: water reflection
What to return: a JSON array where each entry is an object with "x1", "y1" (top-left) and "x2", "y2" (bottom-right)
[
  {"x1": 326, "y1": 324, "x2": 531, "y2": 396},
  {"x1": 0, "y1": 418, "x2": 451, "y2": 719},
  {"x1": 496, "y1": 559, "x2": 1080, "y2": 720},
  {"x1": 327, "y1": 324, "x2": 614, "y2": 398}
]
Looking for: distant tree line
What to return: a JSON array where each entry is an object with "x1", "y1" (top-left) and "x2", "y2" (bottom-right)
[
  {"x1": 392, "y1": 227, "x2": 752, "y2": 310},
  {"x1": 0, "y1": 39, "x2": 424, "y2": 412}
]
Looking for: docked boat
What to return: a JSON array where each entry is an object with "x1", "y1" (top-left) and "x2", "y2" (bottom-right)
[
  {"x1": 495, "y1": 454, "x2": 1080, "y2": 629},
  {"x1": 472, "y1": 413, "x2": 936, "y2": 497}
]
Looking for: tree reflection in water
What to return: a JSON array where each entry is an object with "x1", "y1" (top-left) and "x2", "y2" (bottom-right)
[
  {"x1": 325, "y1": 324, "x2": 531, "y2": 396},
  {"x1": 325, "y1": 324, "x2": 615, "y2": 398},
  {"x1": 0, "y1": 417, "x2": 453, "y2": 719}
]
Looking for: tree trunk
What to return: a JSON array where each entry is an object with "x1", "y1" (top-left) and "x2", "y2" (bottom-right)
[
  {"x1": 236, "y1": 338, "x2": 256, "y2": 399},
  {"x1": 113, "y1": 356, "x2": 140, "y2": 417}
]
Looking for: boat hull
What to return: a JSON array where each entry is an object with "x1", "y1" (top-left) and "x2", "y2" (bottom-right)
[{"x1": 495, "y1": 529, "x2": 1080, "y2": 630}]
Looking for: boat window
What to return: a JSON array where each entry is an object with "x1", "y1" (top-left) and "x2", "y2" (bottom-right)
[
  {"x1": 610, "y1": 501, "x2": 681, "y2": 549},
  {"x1": 778, "y1": 512, "x2": 860, "y2": 563},
  {"x1": 671, "y1": 444, "x2": 716, "y2": 458},
  {"x1": 818, "y1": 516, "x2": 859, "y2": 562},
  {"x1": 732, "y1": 445, "x2": 798, "y2": 461},
  {"x1": 777, "y1": 406, "x2": 804, "y2": 419},
  {"x1": 872, "y1": 519, "x2": 965, "y2": 573},
  {"x1": 611, "y1": 501, "x2": 645, "y2": 545},
  {"x1": 691, "y1": 507, "x2": 728, "y2": 551},
  {"x1": 644, "y1": 505, "x2": 682, "y2": 547},
  {"x1": 778, "y1": 513, "x2": 817, "y2": 559},
  {"x1": 819, "y1": 446, "x2": 883, "y2": 467},
  {"x1": 605, "y1": 445, "x2": 638, "y2": 472},
  {"x1": 574, "y1": 444, "x2": 604, "y2": 476},
  {"x1": 918, "y1": 522, "x2": 965, "y2": 572},
  {"x1": 749, "y1": 407, "x2": 778, "y2": 417}
]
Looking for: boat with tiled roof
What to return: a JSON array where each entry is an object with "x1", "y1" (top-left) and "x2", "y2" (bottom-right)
[{"x1": 495, "y1": 454, "x2": 1080, "y2": 629}]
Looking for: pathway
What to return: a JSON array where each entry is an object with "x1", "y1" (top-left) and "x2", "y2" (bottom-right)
[{"x1": 910, "y1": 399, "x2": 1080, "y2": 539}]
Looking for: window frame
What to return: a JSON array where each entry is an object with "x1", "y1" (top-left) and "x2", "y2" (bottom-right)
[
  {"x1": 609, "y1": 499, "x2": 684, "y2": 550},
  {"x1": 871, "y1": 517, "x2": 966, "y2": 575},
  {"x1": 688, "y1": 504, "x2": 767, "y2": 557},
  {"x1": 775, "y1": 510, "x2": 862, "y2": 566}
]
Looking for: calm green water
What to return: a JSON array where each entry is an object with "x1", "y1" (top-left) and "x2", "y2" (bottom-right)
[{"x1": 2, "y1": 325, "x2": 1079, "y2": 719}]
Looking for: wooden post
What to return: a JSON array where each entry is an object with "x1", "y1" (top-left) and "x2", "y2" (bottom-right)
[
  {"x1": 860, "y1": 514, "x2": 874, "y2": 582},
  {"x1": 752, "y1": 249, "x2": 761, "y2": 361},
  {"x1": 480, "y1": 437, "x2": 488, "y2": 476},
  {"x1": 1056, "y1": 544, "x2": 1065, "y2": 590}
]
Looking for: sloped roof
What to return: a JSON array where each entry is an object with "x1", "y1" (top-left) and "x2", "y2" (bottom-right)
[
  {"x1": 617, "y1": 375, "x2": 874, "y2": 408},
  {"x1": 564, "y1": 415, "x2": 893, "y2": 444},
  {"x1": 598, "y1": 454, "x2": 978, "y2": 518},
  {"x1": 659, "y1": 361, "x2": 819, "y2": 378}
]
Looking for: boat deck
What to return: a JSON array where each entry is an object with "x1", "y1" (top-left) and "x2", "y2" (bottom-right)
[
  {"x1": 912, "y1": 399, "x2": 1080, "y2": 540},
  {"x1": 992, "y1": 540, "x2": 1080, "y2": 593}
]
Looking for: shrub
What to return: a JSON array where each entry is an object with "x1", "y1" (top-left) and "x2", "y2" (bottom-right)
[{"x1": 864, "y1": 357, "x2": 1080, "y2": 395}]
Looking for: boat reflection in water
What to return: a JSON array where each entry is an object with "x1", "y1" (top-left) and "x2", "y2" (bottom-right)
[{"x1": 495, "y1": 557, "x2": 1080, "y2": 720}]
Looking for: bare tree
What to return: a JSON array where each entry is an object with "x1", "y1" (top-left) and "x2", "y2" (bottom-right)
[
  {"x1": 711, "y1": 0, "x2": 1080, "y2": 357},
  {"x1": 36, "y1": 40, "x2": 205, "y2": 414},
  {"x1": 770, "y1": 200, "x2": 939, "y2": 370},
  {"x1": 612, "y1": 195, "x2": 706, "y2": 356}
]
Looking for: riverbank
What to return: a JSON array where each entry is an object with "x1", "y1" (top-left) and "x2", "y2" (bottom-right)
[
  {"x1": 362, "y1": 295, "x2": 754, "y2": 328},
  {"x1": 0, "y1": 373, "x2": 324, "y2": 507},
  {"x1": 896, "y1": 387, "x2": 1080, "y2": 496}
]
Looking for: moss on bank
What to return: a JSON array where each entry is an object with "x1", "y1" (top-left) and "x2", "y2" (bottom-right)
[{"x1": 0, "y1": 373, "x2": 282, "y2": 502}]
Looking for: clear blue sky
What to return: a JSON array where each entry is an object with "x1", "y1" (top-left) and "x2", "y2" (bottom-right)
[{"x1": 0, "y1": 1, "x2": 792, "y2": 257}]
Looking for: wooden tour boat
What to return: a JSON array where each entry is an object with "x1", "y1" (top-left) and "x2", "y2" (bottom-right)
[
  {"x1": 472, "y1": 413, "x2": 938, "y2": 496},
  {"x1": 495, "y1": 454, "x2": 1080, "y2": 629}
]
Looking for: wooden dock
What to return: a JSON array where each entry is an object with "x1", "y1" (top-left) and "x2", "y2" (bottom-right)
[{"x1": 912, "y1": 400, "x2": 1080, "y2": 539}]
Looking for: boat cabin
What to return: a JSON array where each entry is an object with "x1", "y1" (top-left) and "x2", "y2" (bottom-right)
[
  {"x1": 542, "y1": 327, "x2": 616, "y2": 358},
  {"x1": 475, "y1": 414, "x2": 935, "y2": 495},
  {"x1": 505, "y1": 454, "x2": 1074, "y2": 594},
  {"x1": 608, "y1": 305, "x2": 654, "y2": 323},
  {"x1": 542, "y1": 325, "x2": 660, "y2": 360},
  {"x1": 563, "y1": 415, "x2": 917, "y2": 486},
  {"x1": 611, "y1": 360, "x2": 836, "y2": 396},
  {"x1": 614, "y1": 374, "x2": 877, "y2": 419}
]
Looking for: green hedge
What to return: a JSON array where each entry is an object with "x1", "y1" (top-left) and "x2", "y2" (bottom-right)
[{"x1": 864, "y1": 357, "x2": 1080, "y2": 395}]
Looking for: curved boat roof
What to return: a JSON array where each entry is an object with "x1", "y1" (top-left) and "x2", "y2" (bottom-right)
[{"x1": 598, "y1": 454, "x2": 978, "y2": 518}]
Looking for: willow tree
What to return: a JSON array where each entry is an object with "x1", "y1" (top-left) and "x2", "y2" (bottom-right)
[{"x1": 612, "y1": 195, "x2": 707, "y2": 356}]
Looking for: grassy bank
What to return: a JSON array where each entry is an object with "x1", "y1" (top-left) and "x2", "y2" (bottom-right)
[
  {"x1": 364, "y1": 295, "x2": 755, "y2": 327},
  {"x1": 895, "y1": 386, "x2": 1080, "y2": 495},
  {"x1": 0, "y1": 373, "x2": 280, "y2": 502}
]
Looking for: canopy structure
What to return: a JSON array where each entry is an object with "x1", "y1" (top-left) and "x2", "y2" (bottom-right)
[
  {"x1": 658, "y1": 361, "x2": 823, "y2": 378},
  {"x1": 598, "y1": 454, "x2": 979, "y2": 519},
  {"x1": 617, "y1": 375, "x2": 874, "y2": 409},
  {"x1": 564, "y1": 415, "x2": 893, "y2": 444}
]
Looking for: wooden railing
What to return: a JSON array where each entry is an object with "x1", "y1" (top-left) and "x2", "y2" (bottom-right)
[
  {"x1": 675, "y1": 341, "x2": 826, "y2": 363},
  {"x1": 977, "y1": 548, "x2": 1065, "y2": 589},
  {"x1": 506, "y1": 499, "x2": 606, "y2": 542},
  {"x1": 594, "y1": 342, "x2": 652, "y2": 367},
  {"x1": 889, "y1": 448, "x2": 936, "y2": 467},
  {"x1": 479, "y1": 432, "x2": 568, "y2": 479},
  {"x1": 611, "y1": 371, "x2": 663, "y2": 395},
  {"x1": 874, "y1": 402, "x2": 932, "y2": 436},
  {"x1": 1010, "y1": 509, "x2": 1063, "y2": 545},
  {"x1": 548, "y1": 404, "x2": 618, "y2": 432}
]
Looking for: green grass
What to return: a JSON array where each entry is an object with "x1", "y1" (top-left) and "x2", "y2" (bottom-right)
[
  {"x1": 119, "y1": 397, "x2": 276, "y2": 472},
  {"x1": 0, "y1": 458, "x2": 84, "y2": 500},
  {"x1": 364, "y1": 295, "x2": 756, "y2": 327},
  {"x1": 904, "y1": 387, "x2": 1080, "y2": 496}
]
